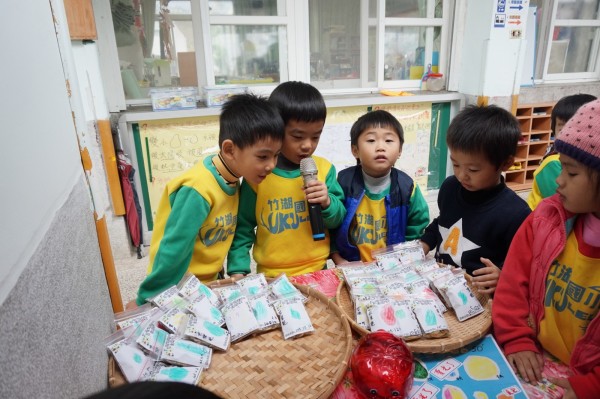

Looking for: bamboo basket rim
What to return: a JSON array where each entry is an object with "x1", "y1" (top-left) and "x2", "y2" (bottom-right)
[
  {"x1": 335, "y1": 275, "x2": 493, "y2": 353},
  {"x1": 109, "y1": 278, "x2": 353, "y2": 398}
]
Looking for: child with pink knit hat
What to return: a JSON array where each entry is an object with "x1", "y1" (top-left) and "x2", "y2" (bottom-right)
[{"x1": 493, "y1": 99, "x2": 600, "y2": 399}]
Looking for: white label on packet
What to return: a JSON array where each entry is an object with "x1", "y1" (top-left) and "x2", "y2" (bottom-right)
[
  {"x1": 274, "y1": 297, "x2": 314, "y2": 340},
  {"x1": 221, "y1": 296, "x2": 260, "y2": 342},
  {"x1": 184, "y1": 315, "x2": 231, "y2": 351},
  {"x1": 178, "y1": 275, "x2": 221, "y2": 307},
  {"x1": 186, "y1": 294, "x2": 225, "y2": 327},
  {"x1": 367, "y1": 299, "x2": 422, "y2": 340},
  {"x1": 236, "y1": 273, "x2": 269, "y2": 297},
  {"x1": 249, "y1": 293, "x2": 279, "y2": 331},
  {"x1": 145, "y1": 363, "x2": 203, "y2": 385},
  {"x1": 117, "y1": 313, "x2": 152, "y2": 330},
  {"x1": 160, "y1": 334, "x2": 212, "y2": 368},
  {"x1": 444, "y1": 275, "x2": 484, "y2": 322},
  {"x1": 136, "y1": 323, "x2": 169, "y2": 356},
  {"x1": 150, "y1": 286, "x2": 183, "y2": 309},
  {"x1": 108, "y1": 341, "x2": 152, "y2": 383}
]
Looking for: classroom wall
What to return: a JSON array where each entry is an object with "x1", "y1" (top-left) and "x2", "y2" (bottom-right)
[{"x1": 0, "y1": 2, "x2": 114, "y2": 397}]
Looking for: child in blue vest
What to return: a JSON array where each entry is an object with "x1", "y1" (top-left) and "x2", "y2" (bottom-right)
[{"x1": 332, "y1": 110, "x2": 429, "y2": 264}]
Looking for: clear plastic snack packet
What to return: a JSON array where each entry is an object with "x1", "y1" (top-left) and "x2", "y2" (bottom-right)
[
  {"x1": 185, "y1": 293, "x2": 225, "y2": 327},
  {"x1": 249, "y1": 292, "x2": 280, "y2": 331},
  {"x1": 268, "y1": 274, "x2": 307, "y2": 303},
  {"x1": 221, "y1": 295, "x2": 261, "y2": 342},
  {"x1": 348, "y1": 277, "x2": 382, "y2": 298},
  {"x1": 114, "y1": 302, "x2": 154, "y2": 330},
  {"x1": 376, "y1": 265, "x2": 421, "y2": 285},
  {"x1": 143, "y1": 362, "x2": 203, "y2": 385},
  {"x1": 236, "y1": 273, "x2": 269, "y2": 297},
  {"x1": 158, "y1": 302, "x2": 190, "y2": 334},
  {"x1": 440, "y1": 274, "x2": 484, "y2": 322},
  {"x1": 393, "y1": 240, "x2": 426, "y2": 264},
  {"x1": 338, "y1": 261, "x2": 381, "y2": 282},
  {"x1": 105, "y1": 327, "x2": 155, "y2": 383},
  {"x1": 375, "y1": 255, "x2": 403, "y2": 272},
  {"x1": 408, "y1": 278, "x2": 447, "y2": 313},
  {"x1": 178, "y1": 273, "x2": 221, "y2": 307},
  {"x1": 148, "y1": 285, "x2": 186, "y2": 310},
  {"x1": 212, "y1": 284, "x2": 244, "y2": 304},
  {"x1": 366, "y1": 298, "x2": 422, "y2": 341},
  {"x1": 134, "y1": 308, "x2": 169, "y2": 356},
  {"x1": 372, "y1": 245, "x2": 401, "y2": 265},
  {"x1": 353, "y1": 294, "x2": 386, "y2": 330},
  {"x1": 412, "y1": 298, "x2": 449, "y2": 339},
  {"x1": 184, "y1": 314, "x2": 231, "y2": 351},
  {"x1": 410, "y1": 258, "x2": 440, "y2": 275},
  {"x1": 160, "y1": 333, "x2": 213, "y2": 368},
  {"x1": 378, "y1": 280, "x2": 411, "y2": 300},
  {"x1": 273, "y1": 296, "x2": 314, "y2": 340}
]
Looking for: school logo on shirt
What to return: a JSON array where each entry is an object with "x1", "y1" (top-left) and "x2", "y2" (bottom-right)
[
  {"x1": 259, "y1": 196, "x2": 309, "y2": 234},
  {"x1": 438, "y1": 218, "x2": 480, "y2": 266},
  {"x1": 199, "y1": 213, "x2": 237, "y2": 246},
  {"x1": 350, "y1": 212, "x2": 387, "y2": 244}
]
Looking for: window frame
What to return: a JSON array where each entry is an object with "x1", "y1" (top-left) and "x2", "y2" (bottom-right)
[{"x1": 537, "y1": 0, "x2": 600, "y2": 82}]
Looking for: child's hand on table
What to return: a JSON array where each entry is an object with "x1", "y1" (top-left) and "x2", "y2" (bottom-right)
[
  {"x1": 304, "y1": 180, "x2": 331, "y2": 209},
  {"x1": 547, "y1": 377, "x2": 576, "y2": 399},
  {"x1": 472, "y1": 257, "x2": 501, "y2": 294},
  {"x1": 507, "y1": 350, "x2": 544, "y2": 384}
]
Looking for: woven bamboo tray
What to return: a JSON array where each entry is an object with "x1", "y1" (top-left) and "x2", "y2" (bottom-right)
[
  {"x1": 109, "y1": 279, "x2": 353, "y2": 398},
  {"x1": 335, "y1": 276, "x2": 492, "y2": 353}
]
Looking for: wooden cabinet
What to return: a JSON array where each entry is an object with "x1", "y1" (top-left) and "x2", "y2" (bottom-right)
[
  {"x1": 506, "y1": 102, "x2": 555, "y2": 191},
  {"x1": 64, "y1": 0, "x2": 97, "y2": 40}
]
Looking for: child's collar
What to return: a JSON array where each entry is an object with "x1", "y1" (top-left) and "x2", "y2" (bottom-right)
[{"x1": 212, "y1": 152, "x2": 239, "y2": 186}]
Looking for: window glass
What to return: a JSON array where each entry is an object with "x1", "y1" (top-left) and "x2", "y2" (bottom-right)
[
  {"x1": 556, "y1": 0, "x2": 599, "y2": 19},
  {"x1": 208, "y1": 0, "x2": 280, "y2": 16},
  {"x1": 112, "y1": 0, "x2": 194, "y2": 99},
  {"x1": 548, "y1": 26, "x2": 599, "y2": 73},
  {"x1": 211, "y1": 25, "x2": 285, "y2": 84},
  {"x1": 309, "y1": 0, "x2": 361, "y2": 83},
  {"x1": 384, "y1": 26, "x2": 441, "y2": 81},
  {"x1": 385, "y1": 0, "x2": 444, "y2": 18}
]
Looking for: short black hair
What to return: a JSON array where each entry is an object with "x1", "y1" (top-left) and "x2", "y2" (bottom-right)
[
  {"x1": 551, "y1": 93, "x2": 597, "y2": 134},
  {"x1": 447, "y1": 104, "x2": 521, "y2": 169},
  {"x1": 268, "y1": 81, "x2": 327, "y2": 124},
  {"x1": 219, "y1": 93, "x2": 285, "y2": 149},
  {"x1": 83, "y1": 381, "x2": 223, "y2": 399},
  {"x1": 350, "y1": 110, "x2": 404, "y2": 147}
]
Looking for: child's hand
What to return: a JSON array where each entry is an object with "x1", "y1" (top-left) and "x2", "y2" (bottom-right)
[
  {"x1": 304, "y1": 180, "x2": 331, "y2": 209},
  {"x1": 330, "y1": 252, "x2": 347, "y2": 265},
  {"x1": 125, "y1": 299, "x2": 138, "y2": 310},
  {"x1": 472, "y1": 257, "x2": 501, "y2": 294},
  {"x1": 547, "y1": 377, "x2": 577, "y2": 399},
  {"x1": 420, "y1": 241, "x2": 430, "y2": 254},
  {"x1": 507, "y1": 350, "x2": 544, "y2": 384}
]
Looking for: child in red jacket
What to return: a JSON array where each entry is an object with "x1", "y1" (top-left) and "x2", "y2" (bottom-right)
[{"x1": 493, "y1": 99, "x2": 600, "y2": 399}]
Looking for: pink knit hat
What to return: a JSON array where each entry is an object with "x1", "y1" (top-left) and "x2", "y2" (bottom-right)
[{"x1": 555, "y1": 99, "x2": 600, "y2": 172}]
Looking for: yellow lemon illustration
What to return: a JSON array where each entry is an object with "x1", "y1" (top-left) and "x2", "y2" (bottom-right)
[
  {"x1": 463, "y1": 355, "x2": 500, "y2": 381},
  {"x1": 473, "y1": 392, "x2": 488, "y2": 399},
  {"x1": 441, "y1": 385, "x2": 467, "y2": 399}
]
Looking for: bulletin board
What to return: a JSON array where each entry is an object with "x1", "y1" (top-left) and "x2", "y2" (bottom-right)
[{"x1": 133, "y1": 102, "x2": 449, "y2": 231}]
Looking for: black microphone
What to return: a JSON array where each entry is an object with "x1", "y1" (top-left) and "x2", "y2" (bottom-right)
[{"x1": 299, "y1": 157, "x2": 326, "y2": 241}]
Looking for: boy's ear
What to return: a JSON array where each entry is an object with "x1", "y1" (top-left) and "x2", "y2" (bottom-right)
[
  {"x1": 220, "y1": 139, "x2": 236, "y2": 160},
  {"x1": 499, "y1": 155, "x2": 515, "y2": 172},
  {"x1": 351, "y1": 145, "x2": 359, "y2": 159}
]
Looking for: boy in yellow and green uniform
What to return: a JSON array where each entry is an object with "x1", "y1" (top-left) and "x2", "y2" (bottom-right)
[
  {"x1": 227, "y1": 82, "x2": 346, "y2": 277},
  {"x1": 134, "y1": 94, "x2": 284, "y2": 305}
]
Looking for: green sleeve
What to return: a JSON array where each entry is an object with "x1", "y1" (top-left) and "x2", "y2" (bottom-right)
[
  {"x1": 535, "y1": 159, "x2": 561, "y2": 199},
  {"x1": 137, "y1": 186, "x2": 210, "y2": 305},
  {"x1": 322, "y1": 164, "x2": 346, "y2": 229},
  {"x1": 226, "y1": 181, "x2": 257, "y2": 275},
  {"x1": 405, "y1": 184, "x2": 430, "y2": 241}
]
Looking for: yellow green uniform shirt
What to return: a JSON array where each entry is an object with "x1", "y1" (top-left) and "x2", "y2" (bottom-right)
[
  {"x1": 527, "y1": 154, "x2": 561, "y2": 210},
  {"x1": 538, "y1": 218, "x2": 600, "y2": 364},
  {"x1": 350, "y1": 190, "x2": 388, "y2": 262},
  {"x1": 227, "y1": 156, "x2": 346, "y2": 277},
  {"x1": 136, "y1": 155, "x2": 238, "y2": 305}
]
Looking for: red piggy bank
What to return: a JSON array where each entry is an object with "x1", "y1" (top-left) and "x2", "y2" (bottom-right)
[{"x1": 350, "y1": 331, "x2": 414, "y2": 399}]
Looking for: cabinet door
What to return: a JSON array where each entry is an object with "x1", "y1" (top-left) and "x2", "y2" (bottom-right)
[{"x1": 64, "y1": 0, "x2": 97, "y2": 40}]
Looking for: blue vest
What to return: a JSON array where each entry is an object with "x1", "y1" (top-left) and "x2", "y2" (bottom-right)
[{"x1": 334, "y1": 166, "x2": 414, "y2": 262}]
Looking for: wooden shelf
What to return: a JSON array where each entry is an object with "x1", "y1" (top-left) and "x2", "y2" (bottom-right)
[{"x1": 509, "y1": 102, "x2": 555, "y2": 191}]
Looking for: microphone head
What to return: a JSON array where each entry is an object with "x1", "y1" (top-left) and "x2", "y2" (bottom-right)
[{"x1": 299, "y1": 157, "x2": 318, "y2": 175}]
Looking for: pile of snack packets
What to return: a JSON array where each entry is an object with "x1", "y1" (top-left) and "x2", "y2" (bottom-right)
[
  {"x1": 341, "y1": 240, "x2": 485, "y2": 341},
  {"x1": 105, "y1": 273, "x2": 314, "y2": 385}
]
